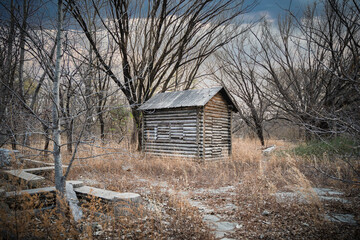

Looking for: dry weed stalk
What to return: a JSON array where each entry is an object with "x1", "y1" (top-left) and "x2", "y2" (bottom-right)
[{"x1": 1, "y1": 137, "x2": 358, "y2": 239}]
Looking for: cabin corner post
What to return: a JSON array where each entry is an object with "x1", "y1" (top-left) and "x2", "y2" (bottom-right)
[
  {"x1": 202, "y1": 106, "x2": 206, "y2": 162},
  {"x1": 196, "y1": 107, "x2": 200, "y2": 159},
  {"x1": 141, "y1": 111, "x2": 145, "y2": 153},
  {"x1": 230, "y1": 109, "x2": 233, "y2": 159}
]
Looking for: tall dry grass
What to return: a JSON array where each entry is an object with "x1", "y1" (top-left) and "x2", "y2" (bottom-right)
[{"x1": 2, "y1": 137, "x2": 358, "y2": 239}]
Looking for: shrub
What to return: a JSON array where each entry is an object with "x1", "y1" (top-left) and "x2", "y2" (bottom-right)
[{"x1": 293, "y1": 136, "x2": 359, "y2": 158}]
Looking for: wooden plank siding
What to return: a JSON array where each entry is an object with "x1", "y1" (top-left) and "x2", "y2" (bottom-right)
[
  {"x1": 203, "y1": 92, "x2": 232, "y2": 160},
  {"x1": 143, "y1": 107, "x2": 204, "y2": 158},
  {"x1": 141, "y1": 90, "x2": 234, "y2": 161}
]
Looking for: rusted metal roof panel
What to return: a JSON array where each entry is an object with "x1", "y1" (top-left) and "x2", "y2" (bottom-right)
[{"x1": 138, "y1": 87, "x2": 239, "y2": 112}]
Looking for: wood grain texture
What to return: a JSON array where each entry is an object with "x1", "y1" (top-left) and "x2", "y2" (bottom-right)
[{"x1": 142, "y1": 92, "x2": 233, "y2": 160}]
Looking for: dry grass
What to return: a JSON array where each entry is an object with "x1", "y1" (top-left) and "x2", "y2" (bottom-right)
[{"x1": 1, "y1": 137, "x2": 359, "y2": 239}]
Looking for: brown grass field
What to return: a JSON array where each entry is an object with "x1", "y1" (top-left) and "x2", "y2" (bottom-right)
[{"x1": 0, "y1": 138, "x2": 359, "y2": 239}]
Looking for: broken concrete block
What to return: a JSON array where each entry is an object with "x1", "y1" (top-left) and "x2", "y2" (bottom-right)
[
  {"x1": 0, "y1": 148, "x2": 19, "y2": 167},
  {"x1": 5, "y1": 187, "x2": 56, "y2": 198},
  {"x1": 24, "y1": 166, "x2": 68, "y2": 174},
  {"x1": 21, "y1": 159, "x2": 54, "y2": 167},
  {"x1": 74, "y1": 186, "x2": 141, "y2": 202},
  {"x1": 262, "y1": 145, "x2": 276, "y2": 155},
  {"x1": 114, "y1": 193, "x2": 142, "y2": 203},
  {"x1": 114, "y1": 193, "x2": 142, "y2": 217},
  {"x1": 66, "y1": 182, "x2": 83, "y2": 222},
  {"x1": 3, "y1": 169, "x2": 45, "y2": 187},
  {"x1": 325, "y1": 213, "x2": 357, "y2": 225},
  {"x1": 5, "y1": 187, "x2": 56, "y2": 210},
  {"x1": 74, "y1": 186, "x2": 123, "y2": 201},
  {"x1": 67, "y1": 180, "x2": 84, "y2": 188},
  {"x1": 72, "y1": 185, "x2": 141, "y2": 217}
]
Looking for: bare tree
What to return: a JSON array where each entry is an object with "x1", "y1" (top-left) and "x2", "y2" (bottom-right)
[
  {"x1": 0, "y1": 0, "x2": 18, "y2": 148},
  {"x1": 53, "y1": 0, "x2": 65, "y2": 198},
  {"x1": 0, "y1": 0, "x2": 57, "y2": 149},
  {"x1": 248, "y1": 14, "x2": 334, "y2": 140},
  {"x1": 211, "y1": 32, "x2": 269, "y2": 146},
  {"x1": 65, "y1": 0, "x2": 257, "y2": 149},
  {"x1": 254, "y1": 0, "x2": 360, "y2": 140},
  {"x1": 298, "y1": 0, "x2": 360, "y2": 138}
]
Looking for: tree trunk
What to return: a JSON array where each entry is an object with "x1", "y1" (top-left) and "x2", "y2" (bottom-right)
[
  {"x1": 2, "y1": 0, "x2": 16, "y2": 148},
  {"x1": 19, "y1": 0, "x2": 30, "y2": 147},
  {"x1": 18, "y1": 0, "x2": 28, "y2": 101},
  {"x1": 255, "y1": 123, "x2": 265, "y2": 146},
  {"x1": 42, "y1": 122, "x2": 50, "y2": 154},
  {"x1": 65, "y1": 86, "x2": 73, "y2": 153},
  {"x1": 8, "y1": 130, "x2": 17, "y2": 150},
  {"x1": 131, "y1": 109, "x2": 142, "y2": 151},
  {"x1": 99, "y1": 111, "x2": 105, "y2": 142},
  {"x1": 66, "y1": 120, "x2": 73, "y2": 153},
  {"x1": 53, "y1": 0, "x2": 65, "y2": 202},
  {"x1": 84, "y1": 32, "x2": 93, "y2": 140}
]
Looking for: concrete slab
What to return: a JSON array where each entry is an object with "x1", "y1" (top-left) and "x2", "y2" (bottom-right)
[
  {"x1": 274, "y1": 189, "x2": 349, "y2": 204},
  {"x1": 325, "y1": 213, "x2": 357, "y2": 225},
  {"x1": 24, "y1": 166, "x2": 68, "y2": 174},
  {"x1": 313, "y1": 188, "x2": 344, "y2": 196},
  {"x1": 74, "y1": 186, "x2": 141, "y2": 203},
  {"x1": 5, "y1": 187, "x2": 56, "y2": 198},
  {"x1": 73, "y1": 185, "x2": 142, "y2": 217},
  {"x1": 187, "y1": 199, "x2": 213, "y2": 213},
  {"x1": 274, "y1": 191, "x2": 308, "y2": 204},
  {"x1": 214, "y1": 221, "x2": 236, "y2": 232},
  {"x1": 21, "y1": 159, "x2": 54, "y2": 166},
  {"x1": 67, "y1": 180, "x2": 84, "y2": 188},
  {"x1": 4, "y1": 170, "x2": 45, "y2": 185},
  {"x1": 66, "y1": 182, "x2": 83, "y2": 222},
  {"x1": 216, "y1": 231, "x2": 226, "y2": 238},
  {"x1": 319, "y1": 196, "x2": 349, "y2": 204},
  {"x1": 5, "y1": 187, "x2": 56, "y2": 210},
  {"x1": 23, "y1": 166, "x2": 56, "y2": 173},
  {"x1": 114, "y1": 193, "x2": 143, "y2": 217},
  {"x1": 203, "y1": 214, "x2": 220, "y2": 222}
]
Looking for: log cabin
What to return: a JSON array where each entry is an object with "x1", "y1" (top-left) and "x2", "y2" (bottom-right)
[{"x1": 138, "y1": 87, "x2": 239, "y2": 161}]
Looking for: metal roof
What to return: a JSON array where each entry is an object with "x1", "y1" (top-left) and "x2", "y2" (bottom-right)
[{"x1": 138, "y1": 87, "x2": 239, "y2": 112}]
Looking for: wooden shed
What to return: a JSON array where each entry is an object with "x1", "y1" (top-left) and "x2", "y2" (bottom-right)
[{"x1": 138, "y1": 87, "x2": 239, "y2": 161}]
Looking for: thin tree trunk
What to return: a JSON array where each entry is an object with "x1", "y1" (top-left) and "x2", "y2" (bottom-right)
[
  {"x1": 18, "y1": 0, "x2": 28, "y2": 101},
  {"x1": 9, "y1": 131, "x2": 17, "y2": 150},
  {"x1": 131, "y1": 109, "x2": 142, "y2": 151},
  {"x1": 65, "y1": 85, "x2": 73, "y2": 153},
  {"x1": 66, "y1": 119, "x2": 73, "y2": 153},
  {"x1": 3, "y1": 0, "x2": 16, "y2": 149},
  {"x1": 19, "y1": 0, "x2": 30, "y2": 147},
  {"x1": 255, "y1": 123, "x2": 265, "y2": 146},
  {"x1": 53, "y1": 0, "x2": 65, "y2": 200},
  {"x1": 84, "y1": 28, "x2": 93, "y2": 139},
  {"x1": 99, "y1": 111, "x2": 105, "y2": 142},
  {"x1": 5, "y1": 0, "x2": 15, "y2": 89},
  {"x1": 42, "y1": 122, "x2": 50, "y2": 154}
]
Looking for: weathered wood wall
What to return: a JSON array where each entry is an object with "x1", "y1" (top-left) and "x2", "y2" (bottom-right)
[
  {"x1": 203, "y1": 92, "x2": 232, "y2": 160},
  {"x1": 142, "y1": 92, "x2": 232, "y2": 160},
  {"x1": 143, "y1": 107, "x2": 204, "y2": 158}
]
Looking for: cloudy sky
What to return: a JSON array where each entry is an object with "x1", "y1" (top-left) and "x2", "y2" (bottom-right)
[
  {"x1": 247, "y1": 0, "x2": 317, "y2": 20},
  {"x1": 0, "y1": 0, "x2": 317, "y2": 21}
]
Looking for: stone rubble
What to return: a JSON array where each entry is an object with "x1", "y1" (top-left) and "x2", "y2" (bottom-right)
[
  {"x1": 274, "y1": 187, "x2": 356, "y2": 225},
  {"x1": 66, "y1": 182, "x2": 83, "y2": 222},
  {"x1": 0, "y1": 148, "x2": 20, "y2": 167}
]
